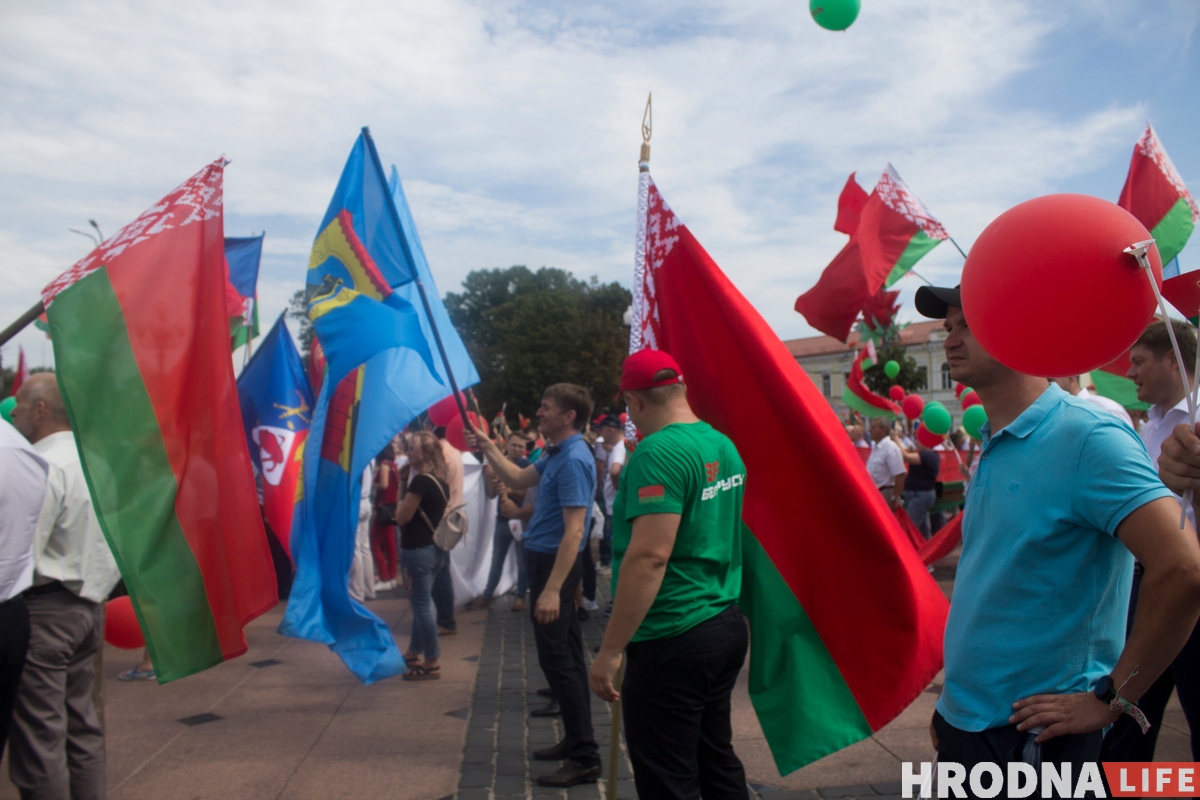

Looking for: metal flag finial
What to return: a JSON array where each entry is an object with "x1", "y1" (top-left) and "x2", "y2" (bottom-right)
[{"x1": 639, "y1": 93, "x2": 652, "y2": 169}]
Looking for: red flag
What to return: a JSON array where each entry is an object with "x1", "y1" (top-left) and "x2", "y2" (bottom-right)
[
  {"x1": 834, "y1": 172, "x2": 869, "y2": 235},
  {"x1": 632, "y1": 174, "x2": 947, "y2": 772},
  {"x1": 796, "y1": 165, "x2": 947, "y2": 341},
  {"x1": 11, "y1": 346, "x2": 28, "y2": 396}
]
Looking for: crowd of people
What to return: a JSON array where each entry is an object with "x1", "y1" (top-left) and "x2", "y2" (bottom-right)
[{"x1": 4, "y1": 293, "x2": 1200, "y2": 798}]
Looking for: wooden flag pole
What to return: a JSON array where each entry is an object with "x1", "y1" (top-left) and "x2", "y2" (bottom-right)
[
  {"x1": 0, "y1": 301, "x2": 44, "y2": 348},
  {"x1": 606, "y1": 661, "x2": 625, "y2": 800}
]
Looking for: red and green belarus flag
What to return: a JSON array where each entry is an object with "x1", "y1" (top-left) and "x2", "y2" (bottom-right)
[
  {"x1": 631, "y1": 171, "x2": 947, "y2": 773},
  {"x1": 43, "y1": 159, "x2": 279, "y2": 682},
  {"x1": 843, "y1": 345, "x2": 901, "y2": 419},
  {"x1": 1118, "y1": 125, "x2": 1197, "y2": 267},
  {"x1": 796, "y1": 165, "x2": 949, "y2": 341}
]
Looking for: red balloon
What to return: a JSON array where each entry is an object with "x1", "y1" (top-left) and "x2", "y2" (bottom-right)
[
  {"x1": 427, "y1": 392, "x2": 467, "y2": 426},
  {"x1": 961, "y1": 194, "x2": 1160, "y2": 378},
  {"x1": 960, "y1": 390, "x2": 981, "y2": 410},
  {"x1": 888, "y1": 385, "x2": 906, "y2": 402},
  {"x1": 901, "y1": 394, "x2": 925, "y2": 419},
  {"x1": 105, "y1": 596, "x2": 145, "y2": 650},
  {"x1": 954, "y1": 382, "x2": 967, "y2": 399},
  {"x1": 445, "y1": 411, "x2": 487, "y2": 451},
  {"x1": 619, "y1": 413, "x2": 628, "y2": 425},
  {"x1": 916, "y1": 424, "x2": 944, "y2": 448}
]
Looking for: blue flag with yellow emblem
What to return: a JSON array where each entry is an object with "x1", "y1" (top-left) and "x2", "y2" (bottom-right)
[{"x1": 280, "y1": 129, "x2": 478, "y2": 683}]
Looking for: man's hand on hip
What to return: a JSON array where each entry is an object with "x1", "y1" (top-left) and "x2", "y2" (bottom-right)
[{"x1": 1009, "y1": 691, "x2": 1120, "y2": 742}]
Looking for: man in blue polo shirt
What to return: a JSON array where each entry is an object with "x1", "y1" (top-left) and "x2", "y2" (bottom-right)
[
  {"x1": 468, "y1": 383, "x2": 599, "y2": 788},
  {"x1": 916, "y1": 285, "x2": 1200, "y2": 790}
]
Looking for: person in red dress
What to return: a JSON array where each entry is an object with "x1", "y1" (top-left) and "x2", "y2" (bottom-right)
[{"x1": 371, "y1": 443, "x2": 400, "y2": 591}]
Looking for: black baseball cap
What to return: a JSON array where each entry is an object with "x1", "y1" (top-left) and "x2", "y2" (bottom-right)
[
  {"x1": 914, "y1": 285, "x2": 962, "y2": 320},
  {"x1": 595, "y1": 414, "x2": 623, "y2": 429}
]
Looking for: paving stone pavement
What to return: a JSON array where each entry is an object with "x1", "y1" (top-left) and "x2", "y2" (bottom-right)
[{"x1": 456, "y1": 595, "x2": 637, "y2": 800}]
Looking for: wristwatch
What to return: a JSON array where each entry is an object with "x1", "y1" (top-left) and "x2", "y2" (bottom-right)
[{"x1": 1093, "y1": 675, "x2": 1117, "y2": 705}]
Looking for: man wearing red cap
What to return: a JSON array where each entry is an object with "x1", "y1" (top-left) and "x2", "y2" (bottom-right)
[{"x1": 589, "y1": 349, "x2": 749, "y2": 800}]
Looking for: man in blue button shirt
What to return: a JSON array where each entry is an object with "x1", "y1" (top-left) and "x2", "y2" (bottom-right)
[
  {"x1": 915, "y1": 285, "x2": 1200, "y2": 788},
  {"x1": 468, "y1": 383, "x2": 599, "y2": 788}
]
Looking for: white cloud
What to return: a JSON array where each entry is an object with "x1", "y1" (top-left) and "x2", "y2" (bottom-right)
[{"x1": 0, "y1": 0, "x2": 1192, "y2": 371}]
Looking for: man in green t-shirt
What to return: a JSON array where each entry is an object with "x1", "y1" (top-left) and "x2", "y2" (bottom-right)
[{"x1": 589, "y1": 348, "x2": 749, "y2": 800}]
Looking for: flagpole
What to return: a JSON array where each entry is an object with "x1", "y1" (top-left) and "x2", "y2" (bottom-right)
[
  {"x1": 360, "y1": 126, "x2": 472, "y2": 432},
  {"x1": 948, "y1": 237, "x2": 969, "y2": 260},
  {"x1": 0, "y1": 301, "x2": 44, "y2": 348}
]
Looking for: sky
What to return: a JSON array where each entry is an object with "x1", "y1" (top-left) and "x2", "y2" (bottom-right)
[{"x1": 2, "y1": 0, "x2": 1198, "y2": 370}]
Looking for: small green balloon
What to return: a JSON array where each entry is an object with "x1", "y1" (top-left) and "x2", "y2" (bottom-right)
[
  {"x1": 922, "y1": 403, "x2": 952, "y2": 436},
  {"x1": 0, "y1": 396, "x2": 15, "y2": 424},
  {"x1": 883, "y1": 360, "x2": 900, "y2": 379},
  {"x1": 962, "y1": 404, "x2": 988, "y2": 441},
  {"x1": 810, "y1": 0, "x2": 861, "y2": 31}
]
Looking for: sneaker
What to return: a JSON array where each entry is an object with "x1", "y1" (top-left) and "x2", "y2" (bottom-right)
[
  {"x1": 117, "y1": 667, "x2": 156, "y2": 681},
  {"x1": 596, "y1": 564, "x2": 611, "y2": 576},
  {"x1": 438, "y1": 626, "x2": 457, "y2": 636},
  {"x1": 581, "y1": 597, "x2": 600, "y2": 612},
  {"x1": 511, "y1": 597, "x2": 526, "y2": 612},
  {"x1": 603, "y1": 604, "x2": 613, "y2": 616},
  {"x1": 373, "y1": 579, "x2": 396, "y2": 592},
  {"x1": 464, "y1": 596, "x2": 493, "y2": 611}
]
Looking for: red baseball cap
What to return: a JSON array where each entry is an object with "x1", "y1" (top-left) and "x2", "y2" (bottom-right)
[{"x1": 617, "y1": 349, "x2": 684, "y2": 399}]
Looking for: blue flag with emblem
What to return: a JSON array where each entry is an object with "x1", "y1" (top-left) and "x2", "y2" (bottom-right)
[
  {"x1": 225, "y1": 235, "x2": 265, "y2": 349},
  {"x1": 236, "y1": 312, "x2": 312, "y2": 562},
  {"x1": 280, "y1": 128, "x2": 479, "y2": 683}
]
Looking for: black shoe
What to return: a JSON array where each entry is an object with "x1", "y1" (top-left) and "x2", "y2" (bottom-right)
[
  {"x1": 536, "y1": 687, "x2": 554, "y2": 698},
  {"x1": 529, "y1": 701, "x2": 560, "y2": 718},
  {"x1": 535, "y1": 760, "x2": 601, "y2": 787},
  {"x1": 532, "y1": 739, "x2": 571, "y2": 760}
]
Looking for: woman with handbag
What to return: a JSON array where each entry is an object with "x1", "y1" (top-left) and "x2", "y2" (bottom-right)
[{"x1": 394, "y1": 431, "x2": 451, "y2": 680}]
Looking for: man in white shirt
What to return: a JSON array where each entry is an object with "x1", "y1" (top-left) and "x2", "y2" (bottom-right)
[
  {"x1": 9, "y1": 373, "x2": 120, "y2": 800},
  {"x1": 865, "y1": 417, "x2": 906, "y2": 509},
  {"x1": 593, "y1": 416, "x2": 626, "y2": 573},
  {"x1": 1051, "y1": 375, "x2": 1135, "y2": 428},
  {"x1": 1103, "y1": 319, "x2": 1200, "y2": 763},
  {"x1": 0, "y1": 418, "x2": 48, "y2": 759}
]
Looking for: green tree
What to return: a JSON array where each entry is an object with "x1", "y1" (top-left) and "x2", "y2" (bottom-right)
[
  {"x1": 287, "y1": 289, "x2": 315, "y2": 359},
  {"x1": 445, "y1": 266, "x2": 631, "y2": 419},
  {"x1": 862, "y1": 329, "x2": 926, "y2": 396}
]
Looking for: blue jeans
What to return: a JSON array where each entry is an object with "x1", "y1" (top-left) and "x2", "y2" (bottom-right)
[
  {"x1": 903, "y1": 489, "x2": 937, "y2": 540},
  {"x1": 599, "y1": 510, "x2": 613, "y2": 566},
  {"x1": 401, "y1": 544, "x2": 445, "y2": 659},
  {"x1": 483, "y1": 517, "x2": 528, "y2": 598}
]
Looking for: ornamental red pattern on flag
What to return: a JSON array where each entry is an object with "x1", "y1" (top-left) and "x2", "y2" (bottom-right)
[{"x1": 630, "y1": 174, "x2": 947, "y2": 770}]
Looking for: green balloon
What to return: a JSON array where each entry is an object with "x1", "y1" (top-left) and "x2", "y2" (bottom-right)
[
  {"x1": 0, "y1": 396, "x2": 15, "y2": 424},
  {"x1": 962, "y1": 404, "x2": 988, "y2": 441},
  {"x1": 883, "y1": 360, "x2": 901, "y2": 379},
  {"x1": 810, "y1": 0, "x2": 861, "y2": 31},
  {"x1": 922, "y1": 403, "x2": 952, "y2": 436}
]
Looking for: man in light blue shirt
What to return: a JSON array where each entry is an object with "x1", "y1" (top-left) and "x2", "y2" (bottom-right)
[
  {"x1": 916, "y1": 285, "x2": 1200, "y2": 787},
  {"x1": 468, "y1": 383, "x2": 600, "y2": 788}
]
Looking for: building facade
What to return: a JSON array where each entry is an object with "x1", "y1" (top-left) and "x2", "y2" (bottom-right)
[{"x1": 784, "y1": 321, "x2": 961, "y2": 422}]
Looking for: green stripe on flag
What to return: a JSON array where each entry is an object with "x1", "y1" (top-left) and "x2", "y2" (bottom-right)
[
  {"x1": 1150, "y1": 197, "x2": 1196, "y2": 266},
  {"x1": 49, "y1": 267, "x2": 224, "y2": 681},
  {"x1": 843, "y1": 386, "x2": 896, "y2": 419},
  {"x1": 741, "y1": 526, "x2": 873, "y2": 773},
  {"x1": 1089, "y1": 370, "x2": 1150, "y2": 412},
  {"x1": 884, "y1": 230, "x2": 942, "y2": 288}
]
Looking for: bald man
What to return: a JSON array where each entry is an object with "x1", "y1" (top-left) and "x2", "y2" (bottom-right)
[{"x1": 9, "y1": 373, "x2": 120, "y2": 800}]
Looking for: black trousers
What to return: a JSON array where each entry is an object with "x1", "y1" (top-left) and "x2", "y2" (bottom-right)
[
  {"x1": 934, "y1": 711, "x2": 1102, "y2": 799},
  {"x1": 0, "y1": 596, "x2": 31, "y2": 759},
  {"x1": 1102, "y1": 564, "x2": 1200, "y2": 761},
  {"x1": 622, "y1": 605, "x2": 749, "y2": 800},
  {"x1": 527, "y1": 550, "x2": 599, "y2": 767}
]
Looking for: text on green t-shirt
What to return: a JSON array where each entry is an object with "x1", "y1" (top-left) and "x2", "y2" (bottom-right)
[{"x1": 611, "y1": 421, "x2": 745, "y2": 642}]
